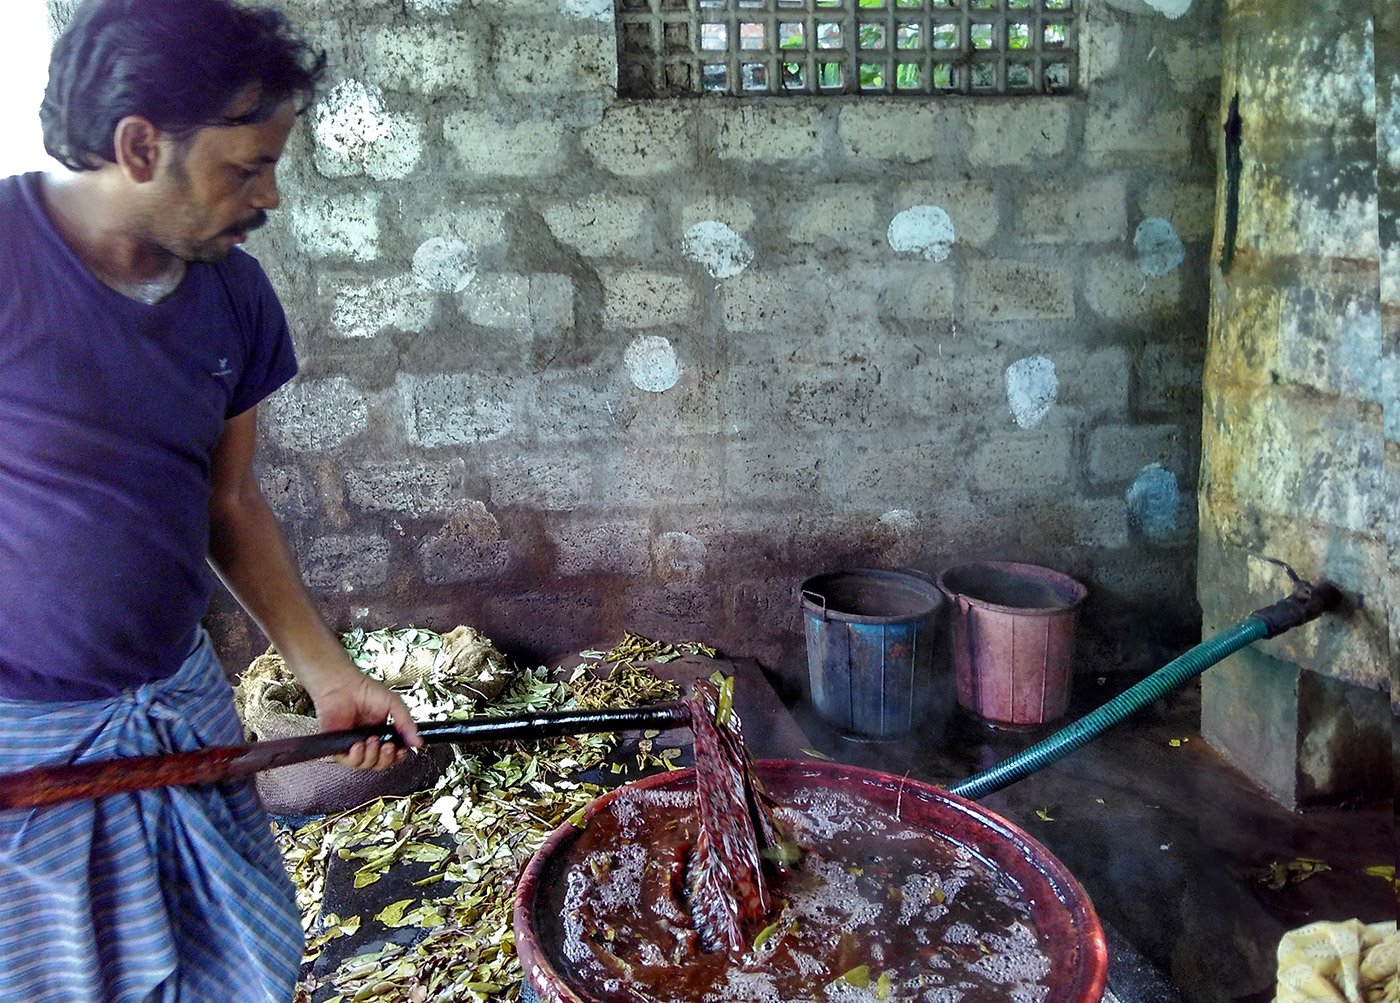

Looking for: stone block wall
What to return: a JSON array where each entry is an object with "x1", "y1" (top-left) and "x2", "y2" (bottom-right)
[
  {"x1": 1198, "y1": 0, "x2": 1393, "y2": 806},
  {"x1": 1380, "y1": 0, "x2": 1400, "y2": 800},
  {"x1": 203, "y1": 0, "x2": 1223, "y2": 687}
]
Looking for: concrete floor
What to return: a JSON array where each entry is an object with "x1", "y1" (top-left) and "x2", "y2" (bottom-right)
[{"x1": 785, "y1": 668, "x2": 1395, "y2": 1003}]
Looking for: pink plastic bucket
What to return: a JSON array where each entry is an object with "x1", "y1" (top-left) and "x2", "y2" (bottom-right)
[{"x1": 937, "y1": 561, "x2": 1087, "y2": 729}]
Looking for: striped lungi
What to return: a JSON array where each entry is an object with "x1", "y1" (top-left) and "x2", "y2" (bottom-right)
[{"x1": 0, "y1": 629, "x2": 304, "y2": 1002}]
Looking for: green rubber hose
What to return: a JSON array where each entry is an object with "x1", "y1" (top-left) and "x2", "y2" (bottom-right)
[{"x1": 947, "y1": 617, "x2": 1270, "y2": 801}]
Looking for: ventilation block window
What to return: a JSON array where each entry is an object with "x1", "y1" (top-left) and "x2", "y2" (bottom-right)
[{"x1": 617, "y1": 0, "x2": 1078, "y2": 98}]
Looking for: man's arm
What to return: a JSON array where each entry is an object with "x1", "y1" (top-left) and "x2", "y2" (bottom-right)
[{"x1": 207, "y1": 407, "x2": 422, "y2": 768}]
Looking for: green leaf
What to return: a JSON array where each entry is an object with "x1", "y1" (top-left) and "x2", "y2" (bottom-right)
[
  {"x1": 375, "y1": 899, "x2": 415, "y2": 926},
  {"x1": 715, "y1": 674, "x2": 735, "y2": 727},
  {"x1": 839, "y1": 965, "x2": 871, "y2": 988},
  {"x1": 403, "y1": 904, "x2": 446, "y2": 928},
  {"x1": 876, "y1": 971, "x2": 892, "y2": 1000},
  {"x1": 760, "y1": 840, "x2": 803, "y2": 868},
  {"x1": 752, "y1": 921, "x2": 780, "y2": 951}
]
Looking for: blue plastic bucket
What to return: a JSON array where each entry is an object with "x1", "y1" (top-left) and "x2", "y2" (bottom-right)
[{"x1": 801, "y1": 568, "x2": 944, "y2": 740}]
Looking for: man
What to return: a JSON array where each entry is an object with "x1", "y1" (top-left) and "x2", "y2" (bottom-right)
[{"x1": 0, "y1": 1, "x2": 422, "y2": 999}]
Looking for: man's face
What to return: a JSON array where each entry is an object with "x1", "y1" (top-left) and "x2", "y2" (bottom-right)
[{"x1": 149, "y1": 96, "x2": 297, "y2": 263}]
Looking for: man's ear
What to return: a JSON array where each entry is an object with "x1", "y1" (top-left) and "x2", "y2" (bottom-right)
[{"x1": 112, "y1": 115, "x2": 164, "y2": 183}]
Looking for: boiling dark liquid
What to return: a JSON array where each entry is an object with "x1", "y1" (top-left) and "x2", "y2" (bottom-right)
[{"x1": 546, "y1": 785, "x2": 1052, "y2": 1003}]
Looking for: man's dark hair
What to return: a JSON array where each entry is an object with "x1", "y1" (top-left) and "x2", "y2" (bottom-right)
[{"x1": 41, "y1": 0, "x2": 326, "y2": 171}]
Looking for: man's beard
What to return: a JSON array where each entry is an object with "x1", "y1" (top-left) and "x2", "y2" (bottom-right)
[
  {"x1": 185, "y1": 210, "x2": 269, "y2": 262},
  {"x1": 220, "y1": 210, "x2": 269, "y2": 240}
]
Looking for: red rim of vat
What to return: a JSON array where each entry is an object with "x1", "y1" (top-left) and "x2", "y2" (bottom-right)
[{"x1": 513, "y1": 758, "x2": 1109, "y2": 1003}]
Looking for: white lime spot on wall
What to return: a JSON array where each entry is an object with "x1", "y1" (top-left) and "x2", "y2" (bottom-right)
[
  {"x1": 878, "y1": 509, "x2": 918, "y2": 530},
  {"x1": 1134, "y1": 218, "x2": 1186, "y2": 276},
  {"x1": 1125, "y1": 463, "x2": 1180, "y2": 540},
  {"x1": 312, "y1": 79, "x2": 422, "y2": 181},
  {"x1": 413, "y1": 237, "x2": 477, "y2": 293},
  {"x1": 1142, "y1": 0, "x2": 1191, "y2": 18},
  {"x1": 888, "y1": 205, "x2": 956, "y2": 262},
  {"x1": 682, "y1": 221, "x2": 754, "y2": 279},
  {"x1": 624, "y1": 336, "x2": 682, "y2": 393},
  {"x1": 559, "y1": 0, "x2": 612, "y2": 21},
  {"x1": 1005, "y1": 356, "x2": 1058, "y2": 429}
]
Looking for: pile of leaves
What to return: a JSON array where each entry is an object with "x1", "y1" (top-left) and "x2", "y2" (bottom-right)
[{"x1": 282, "y1": 633, "x2": 713, "y2": 1003}]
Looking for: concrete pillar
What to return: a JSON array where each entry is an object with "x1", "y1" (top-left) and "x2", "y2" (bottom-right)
[{"x1": 1199, "y1": 0, "x2": 1392, "y2": 807}]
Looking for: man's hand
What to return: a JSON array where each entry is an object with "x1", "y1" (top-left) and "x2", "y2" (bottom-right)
[
  {"x1": 205, "y1": 408, "x2": 425, "y2": 772},
  {"x1": 303, "y1": 660, "x2": 425, "y2": 771}
]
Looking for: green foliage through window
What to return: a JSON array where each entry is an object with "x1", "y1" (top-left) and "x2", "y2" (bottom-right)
[{"x1": 618, "y1": 0, "x2": 1077, "y2": 98}]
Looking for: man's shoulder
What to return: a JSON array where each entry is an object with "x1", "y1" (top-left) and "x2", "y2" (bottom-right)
[
  {"x1": 220, "y1": 245, "x2": 269, "y2": 279},
  {"x1": 0, "y1": 173, "x2": 33, "y2": 220},
  {"x1": 214, "y1": 246, "x2": 279, "y2": 296},
  {"x1": 201, "y1": 247, "x2": 290, "y2": 345},
  {"x1": 0, "y1": 175, "x2": 46, "y2": 272}
]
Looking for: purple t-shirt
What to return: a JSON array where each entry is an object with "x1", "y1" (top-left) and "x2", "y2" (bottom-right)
[{"x1": 0, "y1": 172, "x2": 297, "y2": 701}]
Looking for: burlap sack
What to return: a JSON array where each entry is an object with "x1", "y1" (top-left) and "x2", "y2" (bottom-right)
[
  {"x1": 233, "y1": 626, "x2": 511, "y2": 816},
  {"x1": 1275, "y1": 920, "x2": 1399, "y2": 1003}
]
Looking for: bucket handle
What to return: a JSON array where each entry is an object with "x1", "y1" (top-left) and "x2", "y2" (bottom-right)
[{"x1": 801, "y1": 589, "x2": 829, "y2": 620}]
